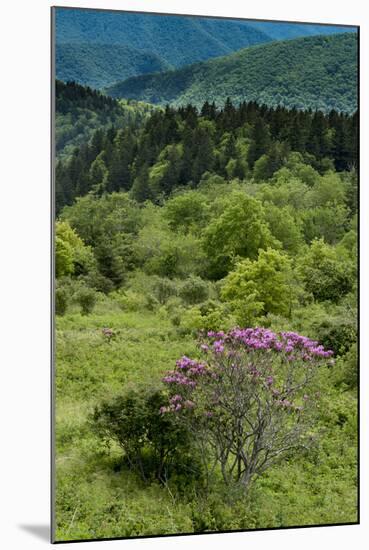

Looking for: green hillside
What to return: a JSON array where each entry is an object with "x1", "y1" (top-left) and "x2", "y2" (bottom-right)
[
  {"x1": 56, "y1": 43, "x2": 172, "y2": 89},
  {"x1": 55, "y1": 80, "x2": 156, "y2": 160},
  {"x1": 106, "y1": 33, "x2": 357, "y2": 113}
]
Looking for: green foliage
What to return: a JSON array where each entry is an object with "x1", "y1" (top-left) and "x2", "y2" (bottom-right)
[
  {"x1": 301, "y1": 204, "x2": 349, "y2": 244},
  {"x1": 297, "y1": 239, "x2": 355, "y2": 302},
  {"x1": 257, "y1": 178, "x2": 311, "y2": 210},
  {"x1": 163, "y1": 191, "x2": 209, "y2": 233},
  {"x1": 334, "y1": 344, "x2": 358, "y2": 389},
  {"x1": 112, "y1": 289, "x2": 149, "y2": 312},
  {"x1": 55, "y1": 286, "x2": 69, "y2": 316},
  {"x1": 55, "y1": 80, "x2": 155, "y2": 162},
  {"x1": 61, "y1": 193, "x2": 142, "y2": 289},
  {"x1": 204, "y1": 192, "x2": 278, "y2": 279},
  {"x1": 76, "y1": 287, "x2": 98, "y2": 315},
  {"x1": 221, "y1": 248, "x2": 297, "y2": 324},
  {"x1": 55, "y1": 235, "x2": 74, "y2": 278},
  {"x1": 151, "y1": 277, "x2": 178, "y2": 305},
  {"x1": 180, "y1": 301, "x2": 235, "y2": 335},
  {"x1": 88, "y1": 155, "x2": 108, "y2": 188},
  {"x1": 313, "y1": 292, "x2": 357, "y2": 357},
  {"x1": 61, "y1": 192, "x2": 141, "y2": 247},
  {"x1": 56, "y1": 93, "x2": 357, "y2": 214},
  {"x1": 92, "y1": 387, "x2": 198, "y2": 483},
  {"x1": 309, "y1": 171, "x2": 348, "y2": 207},
  {"x1": 135, "y1": 217, "x2": 206, "y2": 279},
  {"x1": 55, "y1": 220, "x2": 97, "y2": 281},
  {"x1": 264, "y1": 203, "x2": 303, "y2": 254},
  {"x1": 253, "y1": 141, "x2": 290, "y2": 180},
  {"x1": 178, "y1": 276, "x2": 209, "y2": 305}
]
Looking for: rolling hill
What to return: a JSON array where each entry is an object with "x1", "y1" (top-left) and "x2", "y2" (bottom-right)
[
  {"x1": 106, "y1": 33, "x2": 358, "y2": 113},
  {"x1": 56, "y1": 43, "x2": 172, "y2": 89},
  {"x1": 55, "y1": 8, "x2": 273, "y2": 69}
]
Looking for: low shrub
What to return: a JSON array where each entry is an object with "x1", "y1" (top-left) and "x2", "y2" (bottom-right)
[
  {"x1": 77, "y1": 287, "x2": 98, "y2": 315},
  {"x1": 55, "y1": 287, "x2": 68, "y2": 316},
  {"x1": 111, "y1": 289, "x2": 147, "y2": 312},
  {"x1": 151, "y1": 276, "x2": 178, "y2": 305},
  {"x1": 91, "y1": 387, "x2": 201, "y2": 484},
  {"x1": 177, "y1": 300, "x2": 235, "y2": 335},
  {"x1": 179, "y1": 276, "x2": 209, "y2": 305}
]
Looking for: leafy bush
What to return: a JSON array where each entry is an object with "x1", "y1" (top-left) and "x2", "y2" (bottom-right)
[
  {"x1": 164, "y1": 297, "x2": 184, "y2": 326},
  {"x1": 112, "y1": 289, "x2": 148, "y2": 312},
  {"x1": 151, "y1": 276, "x2": 178, "y2": 305},
  {"x1": 333, "y1": 343, "x2": 358, "y2": 388},
  {"x1": 92, "y1": 387, "x2": 199, "y2": 483},
  {"x1": 55, "y1": 236, "x2": 74, "y2": 279},
  {"x1": 179, "y1": 276, "x2": 209, "y2": 305},
  {"x1": 163, "y1": 191, "x2": 209, "y2": 233},
  {"x1": 221, "y1": 248, "x2": 298, "y2": 325},
  {"x1": 297, "y1": 239, "x2": 355, "y2": 303},
  {"x1": 55, "y1": 220, "x2": 96, "y2": 279},
  {"x1": 314, "y1": 315, "x2": 357, "y2": 356},
  {"x1": 77, "y1": 287, "x2": 98, "y2": 315},
  {"x1": 175, "y1": 300, "x2": 234, "y2": 335}
]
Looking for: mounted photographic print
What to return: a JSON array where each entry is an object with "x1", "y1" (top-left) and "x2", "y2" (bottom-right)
[{"x1": 51, "y1": 6, "x2": 359, "y2": 543}]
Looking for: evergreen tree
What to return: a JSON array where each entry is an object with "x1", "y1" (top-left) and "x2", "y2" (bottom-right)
[
  {"x1": 130, "y1": 164, "x2": 151, "y2": 203},
  {"x1": 247, "y1": 118, "x2": 271, "y2": 168}
]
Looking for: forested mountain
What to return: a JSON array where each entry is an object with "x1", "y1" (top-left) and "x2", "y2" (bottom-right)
[
  {"x1": 55, "y1": 80, "x2": 156, "y2": 159},
  {"x1": 56, "y1": 44, "x2": 172, "y2": 89},
  {"x1": 107, "y1": 33, "x2": 358, "y2": 114},
  {"x1": 55, "y1": 96, "x2": 357, "y2": 214},
  {"x1": 55, "y1": 8, "x2": 355, "y2": 90},
  {"x1": 245, "y1": 20, "x2": 356, "y2": 40},
  {"x1": 55, "y1": 8, "x2": 272, "y2": 70}
]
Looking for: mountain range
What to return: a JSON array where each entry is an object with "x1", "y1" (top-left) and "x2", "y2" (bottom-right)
[
  {"x1": 55, "y1": 8, "x2": 356, "y2": 91},
  {"x1": 106, "y1": 33, "x2": 358, "y2": 113},
  {"x1": 56, "y1": 44, "x2": 172, "y2": 89}
]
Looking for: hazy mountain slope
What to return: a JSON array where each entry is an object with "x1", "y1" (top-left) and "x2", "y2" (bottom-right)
[
  {"x1": 55, "y1": 8, "x2": 272, "y2": 68},
  {"x1": 56, "y1": 43, "x2": 171, "y2": 89},
  {"x1": 246, "y1": 20, "x2": 356, "y2": 40},
  {"x1": 106, "y1": 33, "x2": 358, "y2": 113}
]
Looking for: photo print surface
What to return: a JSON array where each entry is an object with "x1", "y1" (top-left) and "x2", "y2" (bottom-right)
[{"x1": 52, "y1": 6, "x2": 359, "y2": 543}]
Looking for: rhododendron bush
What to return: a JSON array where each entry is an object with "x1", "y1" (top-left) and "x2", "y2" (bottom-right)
[{"x1": 162, "y1": 327, "x2": 334, "y2": 489}]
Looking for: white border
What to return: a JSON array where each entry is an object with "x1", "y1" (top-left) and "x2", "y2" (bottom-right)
[{"x1": 0, "y1": 1, "x2": 368, "y2": 548}]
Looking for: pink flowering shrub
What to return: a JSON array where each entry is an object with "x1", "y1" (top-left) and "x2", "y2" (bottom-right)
[{"x1": 162, "y1": 327, "x2": 334, "y2": 489}]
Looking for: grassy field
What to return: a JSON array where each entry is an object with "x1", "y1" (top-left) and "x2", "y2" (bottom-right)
[{"x1": 55, "y1": 297, "x2": 358, "y2": 541}]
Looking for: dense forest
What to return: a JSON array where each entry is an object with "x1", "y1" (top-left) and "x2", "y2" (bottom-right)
[
  {"x1": 55, "y1": 81, "x2": 358, "y2": 540},
  {"x1": 55, "y1": 80, "x2": 156, "y2": 159},
  {"x1": 55, "y1": 91, "x2": 357, "y2": 213},
  {"x1": 106, "y1": 33, "x2": 357, "y2": 113}
]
